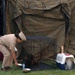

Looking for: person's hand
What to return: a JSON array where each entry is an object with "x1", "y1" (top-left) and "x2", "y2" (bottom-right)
[{"x1": 14, "y1": 62, "x2": 19, "y2": 66}]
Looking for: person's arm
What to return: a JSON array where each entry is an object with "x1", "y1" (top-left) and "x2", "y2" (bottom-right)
[{"x1": 11, "y1": 50, "x2": 18, "y2": 66}]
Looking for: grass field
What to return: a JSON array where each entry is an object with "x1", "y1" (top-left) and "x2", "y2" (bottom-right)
[{"x1": 0, "y1": 60, "x2": 75, "y2": 75}]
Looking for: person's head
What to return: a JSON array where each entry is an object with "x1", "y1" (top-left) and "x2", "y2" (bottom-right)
[{"x1": 15, "y1": 31, "x2": 26, "y2": 43}]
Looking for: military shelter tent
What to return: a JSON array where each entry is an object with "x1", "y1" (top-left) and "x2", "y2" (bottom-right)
[{"x1": 5, "y1": 0, "x2": 75, "y2": 61}]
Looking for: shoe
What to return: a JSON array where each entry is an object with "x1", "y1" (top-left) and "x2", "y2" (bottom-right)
[
  {"x1": 1, "y1": 66, "x2": 12, "y2": 71},
  {"x1": 1, "y1": 67, "x2": 8, "y2": 71},
  {"x1": 5, "y1": 66, "x2": 12, "y2": 70}
]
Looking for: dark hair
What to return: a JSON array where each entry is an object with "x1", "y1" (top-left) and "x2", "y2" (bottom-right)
[{"x1": 15, "y1": 33, "x2": 22, "y2": 40}]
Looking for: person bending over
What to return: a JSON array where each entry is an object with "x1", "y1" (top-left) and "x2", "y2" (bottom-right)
[{"x1": 0, "y1": 31, "x2": 26, "y2": 71}]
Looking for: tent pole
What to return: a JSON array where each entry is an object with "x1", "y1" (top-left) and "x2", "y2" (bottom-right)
[{"x1": 2, "y1": 0, "x2": 6, "y2": 35}]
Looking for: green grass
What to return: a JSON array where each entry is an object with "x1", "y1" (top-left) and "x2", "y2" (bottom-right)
[{"x1": 0, "y1": 60, "x2": 75, "y2": 75}]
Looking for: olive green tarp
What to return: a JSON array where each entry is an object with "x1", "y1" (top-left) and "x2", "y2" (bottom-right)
[{"x1": 6, "y1": 0, "x2": 75, "y2": 60}]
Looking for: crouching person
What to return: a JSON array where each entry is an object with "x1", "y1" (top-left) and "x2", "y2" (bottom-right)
[{"x1": 0, "y1": 31, "x2": 26, "y2": 71}]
